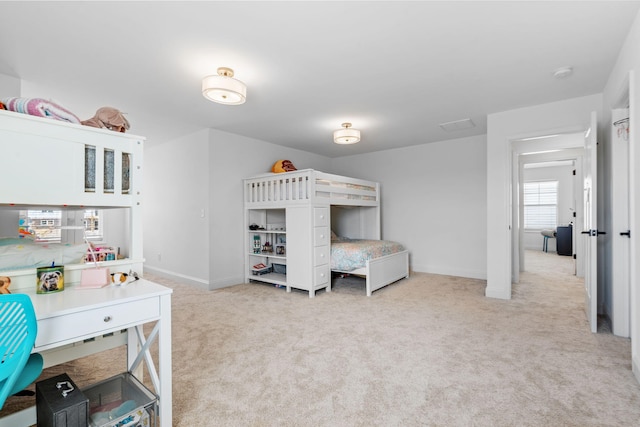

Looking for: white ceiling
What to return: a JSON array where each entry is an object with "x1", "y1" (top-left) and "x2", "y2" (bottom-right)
[{"x1": 1, "y1": 1, "x2": 639, "y2": 158}]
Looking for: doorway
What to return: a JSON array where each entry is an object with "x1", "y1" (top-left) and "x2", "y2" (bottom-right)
[
  {"x1": 519, "y1": 159, "x2": 579, "y2": 276},
  {"x1": 510, "y1": 134, "x2": 586, "y2": 285}
]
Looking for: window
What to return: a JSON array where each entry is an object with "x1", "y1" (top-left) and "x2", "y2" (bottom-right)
[
  {"x1": 524, "y1": 181, "x2": 558, "y2": 230},
  {"x1": 19, "y1": 210, "x2": 103, "y2": 242}
]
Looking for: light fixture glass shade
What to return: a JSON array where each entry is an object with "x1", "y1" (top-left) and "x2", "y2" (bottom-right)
[
  {"x1": 202, "y1": 68, "x2": 247, "y2": 105},
  {"x1": 333, "y1": 123, "x2": 360, "y2": 144}
]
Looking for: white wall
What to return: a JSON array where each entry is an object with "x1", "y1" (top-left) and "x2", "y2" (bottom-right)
[
  {"x1": 142, "y1": 126, "x2": 332, "y2": 290},
  {"x1": 522, "y1": 164, "x2": 575, "y2": 252},
  {"x1": 0, "y1": 73, "x2": 19, "y2": 96},
  {"x1": 144, "y1": 129, "x2": 211, "y2": 287},
  {"x1": 331, "y1": 135, "x2": 487, "y2": 279},
  {"x1": 486, "y1": 94, "x2": 603, "y2": 299}
]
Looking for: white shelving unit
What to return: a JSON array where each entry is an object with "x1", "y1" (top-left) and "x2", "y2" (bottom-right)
[
  {"x1": 243, "y1": 204, "x2": 332, "y2": 297},
  {"x1": 245, "y1": 208, "x2": 288, "y2": 287}
]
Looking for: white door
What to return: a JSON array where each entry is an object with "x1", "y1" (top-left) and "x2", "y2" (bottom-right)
[
  {"x1": 611, "y1": 109, "x2": 631, "y2": 337},
  {"x1": 583, "y1": 111, "x2": 598, "y2": 333}
]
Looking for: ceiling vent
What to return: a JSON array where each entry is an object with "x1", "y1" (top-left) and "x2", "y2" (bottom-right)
[{"x1": 439, "y1": 118, "x2": 475, "y2": 132}]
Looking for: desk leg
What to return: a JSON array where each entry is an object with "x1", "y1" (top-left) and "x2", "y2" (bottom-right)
[
  {"x1": 127, "y1": 327, "x2": 143, "y2": 380},
  {"x1": 158, "y1": 293, "x2": 173, "y2": 426},
  {"x1": 125, "y1": 294, "x2": 172, "y2": 426}
]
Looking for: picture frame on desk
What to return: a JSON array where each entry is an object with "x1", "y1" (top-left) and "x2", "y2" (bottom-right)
[
  {"x1": 36, "y1": 265, "x2": 64, "y2": 294},
  {"x1": 275, "y1": 244, "x2": 286, "y2": 255}
]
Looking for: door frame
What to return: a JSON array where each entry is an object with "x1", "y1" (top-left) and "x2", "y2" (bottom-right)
[
  {"x1": 517, "y1": 149, "x2": 584, "y2": 275},
  {"x1": 510, "y1": 134, "x2": 585, "y2": 284}
]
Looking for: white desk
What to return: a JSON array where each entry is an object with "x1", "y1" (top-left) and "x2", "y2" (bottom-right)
[{"x1": 1, "y1": 279, "x2": 172, "y2": 426}]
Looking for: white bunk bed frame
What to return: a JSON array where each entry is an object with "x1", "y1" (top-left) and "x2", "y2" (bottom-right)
[
  {"x1": 244, "y1": 169, "x2": 409, "y2": 296},
  {"x1": 0, "y1": 109, "x2": 144, "y2": 290},
  {"x1": 0, "y1": 109, "x2": 174, "y2": 426}
]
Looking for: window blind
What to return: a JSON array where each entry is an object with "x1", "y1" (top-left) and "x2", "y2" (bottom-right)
[{"x1": 524, "y1": 181, "x2": 558, "y2": 229}]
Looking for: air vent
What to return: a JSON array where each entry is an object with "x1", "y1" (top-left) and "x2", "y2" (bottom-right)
[{"x1": 439, "y1": 118, "x2": 475, "y2": 132}]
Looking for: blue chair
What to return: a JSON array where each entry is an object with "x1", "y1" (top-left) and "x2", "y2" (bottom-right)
[{"x1": 0, "y1": 294, "x2": 44, "y2": 408}]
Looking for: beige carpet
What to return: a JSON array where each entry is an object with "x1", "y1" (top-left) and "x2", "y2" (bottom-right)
[{"x1": 3, "y1": 250, "x2": 640, "y2": 426}]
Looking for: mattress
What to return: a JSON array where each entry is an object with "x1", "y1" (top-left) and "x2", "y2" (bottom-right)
[
  {"x1": 0, "y1": 238, "x2": 87, "y2": 271},
  {"x1": 331, "y1": 238, "x2": 405, "y2": 271}
]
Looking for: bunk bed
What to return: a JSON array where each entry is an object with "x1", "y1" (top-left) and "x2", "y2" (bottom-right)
[
  {"x1": 0, "y1": 108, "x2": 145, "y2": 288},
  {"x1": 244, "y1": 169, "x2": 409, "y2": 297},
  {"x1": 0, "y1": 109, "x2": 173, "y2": 426}
]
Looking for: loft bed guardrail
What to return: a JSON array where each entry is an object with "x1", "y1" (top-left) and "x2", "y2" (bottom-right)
[{"x1": 244, "y1": 169, "x2": 380, "y2": 207}]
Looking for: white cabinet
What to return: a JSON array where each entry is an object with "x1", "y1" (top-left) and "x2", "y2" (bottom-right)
[{"x1": 245, "y1": 206, "x2": 331, "y2": 297}]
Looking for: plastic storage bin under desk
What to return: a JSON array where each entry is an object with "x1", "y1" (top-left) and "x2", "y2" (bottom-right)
[{"x1": 82, "y1": 372, "x2": 157, "y2": 427}]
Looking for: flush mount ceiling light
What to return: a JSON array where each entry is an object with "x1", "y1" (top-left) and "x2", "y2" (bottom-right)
[
  {"x1": 333, "y1": 122, "x2": 361, "y2": 144},
  {"x1": 202, "y1": 67, "x2": 247, "y2": 105}
]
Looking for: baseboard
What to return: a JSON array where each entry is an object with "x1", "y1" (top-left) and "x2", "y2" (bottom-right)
[
  {"x1": 411, "y1": 263, "x2": 487, "y2": 280},
  {"x1": 209, "y1": 275, "x2": 246, "y2": 290},
  {"x1": 144, "y1": 265, "x2": 209, "y2": 290}
]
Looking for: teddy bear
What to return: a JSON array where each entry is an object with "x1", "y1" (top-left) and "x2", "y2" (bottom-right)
[
  {"x1": 82, "y1": 107, "x2": 130, "y2": 132},
  {"x1": 0, "y1": 276, "x2": 11, "y2": 294}
]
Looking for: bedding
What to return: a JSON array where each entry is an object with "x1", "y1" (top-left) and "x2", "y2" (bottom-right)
[
  {"x1": 331, "y1": 238, "x2": 405, "y2": 271},
  {"x1": 1, "y1": 97, "x2": 81, "y2": 123},
  {"x1": 0, "y1": 239, "x2": 87, "y2": 271}
]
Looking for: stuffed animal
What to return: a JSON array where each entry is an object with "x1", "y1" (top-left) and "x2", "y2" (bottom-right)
[
  {"x1": 272, "y1": 160, "x2": 297, "y2": 173},
  {"x1": 82, "y1": 107, "x2": 130, "y2": 133},
  {"x1": 111, "y1": 272, "x2": 129, "y2": 285},
  {"x1": 0, "y1": 276, "x2": 11, "y2": 294}
]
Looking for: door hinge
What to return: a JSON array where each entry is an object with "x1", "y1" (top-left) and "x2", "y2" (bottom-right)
[{"x1": 573, "y1": 254, "x2": 576, "y2": 259}]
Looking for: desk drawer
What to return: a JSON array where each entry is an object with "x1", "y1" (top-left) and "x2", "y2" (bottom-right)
[{"x1": 36, "y1": 299, "x2": 159, "y2": 348}]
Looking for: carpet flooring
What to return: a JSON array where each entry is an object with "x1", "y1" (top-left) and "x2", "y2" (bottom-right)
[{"x1": 2, "y1": 250, "x2": 639, "y2": 426}]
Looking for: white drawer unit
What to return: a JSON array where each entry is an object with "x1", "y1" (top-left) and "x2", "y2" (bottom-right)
[{"x1": 312, "y1": 207, "x2": 331, "y2": 292}]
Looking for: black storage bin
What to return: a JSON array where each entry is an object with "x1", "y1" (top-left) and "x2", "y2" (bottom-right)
[
  {"x1": 556, "y1": 224, "x2": 573, "y2": 256},
  {"x1": 36, "y1": 373, "x2": 89, "y2": 427}
]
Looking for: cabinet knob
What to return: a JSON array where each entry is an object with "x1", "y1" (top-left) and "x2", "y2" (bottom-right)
[
  {"x1": 320, "y1": 253, "x2": 324, "y2": 258},
  {"x1": 320, "y1": 273, "x2": 325, "y2": 277},
  {"x1": 320, "y1": 234, "x2": 324, "y2": 238},
  {"x1": 320, "y1": 215, "x2": 324, "y2": 219},
  {"x1": 104, "y1": 316, "x2": 112, "y2": 323}
]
